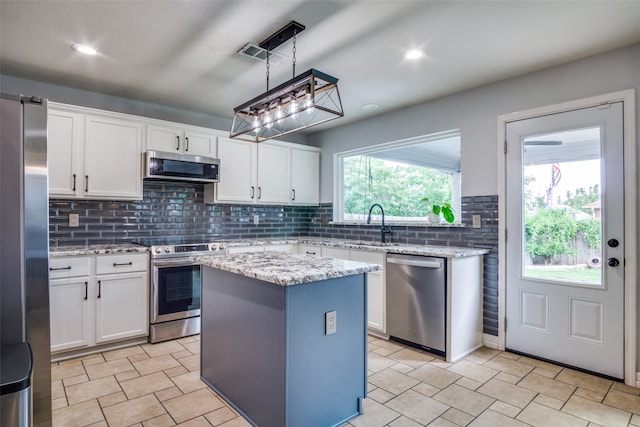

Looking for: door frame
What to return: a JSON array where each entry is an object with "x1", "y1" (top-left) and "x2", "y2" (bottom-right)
[{"x1": 497, "y1": 89, "x2": 637, "y2": 386}]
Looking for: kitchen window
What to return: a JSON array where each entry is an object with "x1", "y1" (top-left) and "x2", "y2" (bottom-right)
[{"x1": 334, "y1": 130, "x2": 461, "y2": 223}]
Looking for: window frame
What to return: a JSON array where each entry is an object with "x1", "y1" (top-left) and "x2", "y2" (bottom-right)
[{"x1": 333, "y1": 129, "x2": 461, "y2": 223}]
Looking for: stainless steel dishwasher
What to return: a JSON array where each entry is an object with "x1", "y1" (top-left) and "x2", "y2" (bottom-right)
[{"x1": 386, "y1": 254, "x2": 446, "y2": 356}]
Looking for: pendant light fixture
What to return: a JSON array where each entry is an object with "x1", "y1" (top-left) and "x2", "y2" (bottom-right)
[{"x1": 230, "y1": 21, "x2": 344, "y2": 143}]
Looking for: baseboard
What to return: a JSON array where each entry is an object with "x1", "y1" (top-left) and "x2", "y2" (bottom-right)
[
  {"x1": 482, "y1": 333, "x2": 499, "y2": 349},
  {"x1": 51, "y1": 336, "x2": 148, "y2": 362},
  {"x1": 367, "y1": 329, "x2": 389, "y2": 340}
]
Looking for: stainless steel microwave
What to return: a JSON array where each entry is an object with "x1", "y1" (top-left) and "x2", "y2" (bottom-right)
[{"x1": 145, "y1": 150, "x2": 220, "y2": 183}]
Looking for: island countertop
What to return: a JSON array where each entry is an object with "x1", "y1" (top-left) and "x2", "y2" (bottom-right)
[{"x1": 195, "y1": 250, "x2": 381, "y2": 286}]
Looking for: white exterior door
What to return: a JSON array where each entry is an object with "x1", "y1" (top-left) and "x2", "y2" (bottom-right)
[{"x1": 505, "y1": 103, "x2": 625, "y2": 379}]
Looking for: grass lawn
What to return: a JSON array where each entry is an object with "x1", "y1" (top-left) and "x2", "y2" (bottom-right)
[{"x1": 524, "y1": 267, "x2": 601, "y2": 284}]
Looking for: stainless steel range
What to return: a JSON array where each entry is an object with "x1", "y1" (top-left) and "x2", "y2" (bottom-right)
[{"x1": 149, "y1": 242, "x2": 227, "y2": 343}]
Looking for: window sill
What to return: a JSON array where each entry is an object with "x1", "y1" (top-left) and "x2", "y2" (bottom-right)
[{"x1": 327, "y1": 221, "x2": 466, "y2": 228}]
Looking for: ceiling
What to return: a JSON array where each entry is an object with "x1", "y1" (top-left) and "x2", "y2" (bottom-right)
[{"x1": 2, "y1": 1, "x2": 640, "y2": 134}]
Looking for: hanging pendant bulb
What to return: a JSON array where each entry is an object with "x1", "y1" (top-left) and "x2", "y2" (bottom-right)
[
  {"x1": 289, "y1": 97, "x2": 299, "y2": 119},
  {"x1": 305, "y1": 92, "x2": 315, "y2": 114},
  {"x1": 252, "y1": 114, "x2": 260, "y2": 133},
  {"x1": 263, "y1": 111, "x2": 273, "y2": 129},
  {"x1": 275, "y1": 104, "x2": 284, "y2": 123}
]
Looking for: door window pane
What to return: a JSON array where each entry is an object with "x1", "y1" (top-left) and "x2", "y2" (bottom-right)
[{"x1": 521, "y1": 127, "x2": 602, "y2": 285}]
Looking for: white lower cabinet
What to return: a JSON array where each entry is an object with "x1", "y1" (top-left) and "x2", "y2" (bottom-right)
[
  {"x1": 50, "y1": 276, "x2": 91, "y2": 352},
  {"x1": 350, "y1": 250, "x2": 386, "y2": 333},
  {"x1": 49, "y1": 253, "x2": 149, "y2": 354},
  {"x1": 298, "y1": 245, "x2": 321, "y2": 256},
  {"x1": 298, "y1": 246, "x2": 386, "y2": 333},
  {"x1": 95, "y1": 272, "x2": 148, "y2": 343}
]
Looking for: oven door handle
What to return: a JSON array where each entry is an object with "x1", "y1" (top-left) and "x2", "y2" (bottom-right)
[{"x1": 152, "y1": 258, "x2": 196, "y2": 267}]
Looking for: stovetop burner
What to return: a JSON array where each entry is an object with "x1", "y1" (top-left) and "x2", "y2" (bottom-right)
[{"x1": 150, "y1": 242, "x2": 228, "y2": 258}]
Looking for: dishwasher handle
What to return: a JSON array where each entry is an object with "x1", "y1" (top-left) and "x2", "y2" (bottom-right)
[{"x1": 387, "y1": 256, "x2": 443, "y2": 269}]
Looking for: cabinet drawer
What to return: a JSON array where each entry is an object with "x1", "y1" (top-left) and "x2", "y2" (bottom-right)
[
  {"x1": 96, "y1": 253, "x2": 148, "y2": 275},
  {"x1": 349, "y1": 250, "x2": 385, "y2": 269},
  {"x1": 322, "y1": 247, "x2": 350, "y2": 260},
  {"x1": 298, "y1": 245, "x2": 321, "y2": 256},
  {"x1": 49, "y1": 257, "x2": 90, "y2": 279}
]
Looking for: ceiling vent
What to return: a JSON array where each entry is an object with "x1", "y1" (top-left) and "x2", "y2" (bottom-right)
[{"x1": 238, "y1": 43, "x2": 288, "y2": 65}]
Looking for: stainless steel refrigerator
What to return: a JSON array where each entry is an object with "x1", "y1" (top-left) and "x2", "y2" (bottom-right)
[{"x1": 1, "y1": 94, "x2": 51, "y2": 426}]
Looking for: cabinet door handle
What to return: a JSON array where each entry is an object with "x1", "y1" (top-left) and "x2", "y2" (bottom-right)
[
  {"x1": 84, "y1": 281, "x2": 88, "y2": 300},
  {"x1": 49, "y1": 266, "x2": 72, "y2": 271},
  {"x1": 72, "y1": 174, "x2": 76, "y2": 191},
  {"x1": 258, "y1": 187, "x2": 262, "y2": 199},
  {"x1": 176, "y1": 135, "x2": 180, "y2": 151},
  {"x1": 185, "y1": 137, "x2": 189, "y2": 152},
  {"x1": 97, "y1": 280, "x2": 101, "y2": 299},
  {"x1": 113, "y1": 262, "x2": 133, "y2": 267},
  {"x1": 84, "y1": 175, "x2": 89, "y2": 192},
  {"x1": 292, "y1": 189, "x2": 296, "y2": 201},
  {"x1": 305, "y1": 251, "x2": 317, "y2": 255},
  {"x1": 251, "y1": 186, "x2": 255, "y2": 199}
]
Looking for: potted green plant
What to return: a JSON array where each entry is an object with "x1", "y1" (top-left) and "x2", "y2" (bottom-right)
[{"x1": 421, "y1": 197, "x2": 455, "y2": 224}]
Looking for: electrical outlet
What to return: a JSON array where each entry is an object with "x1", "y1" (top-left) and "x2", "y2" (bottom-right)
[
  {"x1": 253, "y1": 215, "x2": 259, "y2": 225},
  {"x1": 325, "y1": 310, "x2": 337, "y2": 335},
  {"x1": 472, "y1": 214, "x2": 481, "y2": 228},
  {"x1": 69, "y1": 213, "x2": 80, "y2": 227}
]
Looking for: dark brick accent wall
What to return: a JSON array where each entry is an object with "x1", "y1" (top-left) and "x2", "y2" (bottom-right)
[
  {"x1": 307, "y1": 196, "x2": 500, "y2": 336},
  {"x1": 49, "y1": 180, "x2": 315, "y2": 247}
]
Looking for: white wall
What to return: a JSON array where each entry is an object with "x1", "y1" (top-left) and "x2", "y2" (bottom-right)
[
  {"x1": 308, "y1": 43, "x2": 640, "y2": 201},
  {"x1": 308, "y1": 42, "x2": 640, "y2": 371}
]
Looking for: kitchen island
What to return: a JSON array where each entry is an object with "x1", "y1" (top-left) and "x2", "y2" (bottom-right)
[{"x1": 196, "y1": 251, "x2": 381, "y2": 427}]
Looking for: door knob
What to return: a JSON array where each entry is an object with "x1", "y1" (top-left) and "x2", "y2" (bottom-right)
[
  {"x1": 607, "y1": 258, "x2": 620, "y2": 267},
  {"x1": 607, "y1": 239, "x2": 619, "y2": 248}
]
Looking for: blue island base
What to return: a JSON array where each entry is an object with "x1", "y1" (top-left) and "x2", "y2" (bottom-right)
[{"x1": 200, "y1": 267, "x2": 368, "y2": 427}]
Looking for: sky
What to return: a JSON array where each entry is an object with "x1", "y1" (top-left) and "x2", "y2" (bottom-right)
[{"x1": 525, "y1": 159, "x2": 600, "y2": 205}]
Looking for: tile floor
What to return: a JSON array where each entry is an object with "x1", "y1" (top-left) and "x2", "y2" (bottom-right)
[{"x1": 51, "y1": 335, "x2": 640, "y2": 427}]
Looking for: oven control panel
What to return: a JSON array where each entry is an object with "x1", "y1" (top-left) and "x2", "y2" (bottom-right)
[{"x1": 151, "y1": 242, "x2": 227, "y2": 257}]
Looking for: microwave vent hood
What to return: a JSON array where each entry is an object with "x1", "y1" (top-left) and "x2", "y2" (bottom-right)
[{"x1": 145, "y1": 150, "x2": 220, "y2": 183}]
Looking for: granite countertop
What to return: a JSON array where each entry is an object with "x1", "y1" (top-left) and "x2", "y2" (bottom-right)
[
  {"x1": 50, "y1": 244, "x2": 149, "y2": 257},
  {"x1": 296, "y1": 238, "x2": 489, "y2": 258},
  {"x1": 195, "y1": 251, "x2": 381, "y2": 286},
  {"x1": 49, "y1": 238, "x2": 489, "y2": 259}
]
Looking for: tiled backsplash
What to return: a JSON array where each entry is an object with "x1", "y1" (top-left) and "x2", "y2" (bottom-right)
[
  {"x1": 49, "y1": 180, "x2": 315, "y2": 247},
  {"x1": 50, "y1": 185, "x2": 499, "y2": 336}
]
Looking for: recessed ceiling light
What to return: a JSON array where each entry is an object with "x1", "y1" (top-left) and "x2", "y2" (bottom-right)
[
  {"x1": 72, "y1": 44, "x2": 97, "y2": 55},
  {"x1": 362, "y1": 103, "x2": 379, "y2": 111},
  {"x1": 405, "y1": 49, "x2": 424, "y2": 60}
]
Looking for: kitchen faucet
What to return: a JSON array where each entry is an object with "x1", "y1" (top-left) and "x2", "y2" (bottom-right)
[{"x1": 367, "y1": 203, "x2": 391, "y2": 243}]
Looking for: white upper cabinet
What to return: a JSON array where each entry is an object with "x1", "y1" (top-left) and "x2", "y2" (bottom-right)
[
  {"x1": 210, "y1": 137, "x2": 257, "y2": 203},
  {"x1": 146, "y1": 122, "x2": 217, "y2": 157},
  {"x1": 48, "y1": 108, "x2": 83, "y2": 197},
  {"x1": 256, "y1": 142, "x2": 289, "y2": 203},
  {"x1": 206, "y1": 138, "x2": 289, "y2": 204},
  {"x1": 48, "y1": 103, "x2": 144, "y2": 200},
  {"x1": 290, "y1": 146, "x2": 320, "y2": 205},
  {"x1": 84, "y1": 114, "x2": 143, "y2": 199},
  {"x1": 206, "y1": 138, "x2": 318, "y2": 206}
]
